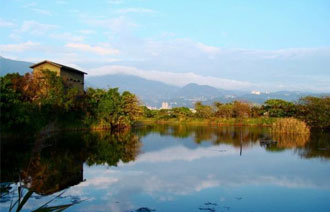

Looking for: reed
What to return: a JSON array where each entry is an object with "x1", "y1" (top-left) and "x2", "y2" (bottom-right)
[
  {"x1": 272, "y1": 133, "x2": 309, "y2": 148},
  {"x1": 272, "y1": 118, "x2": 310, "y2": 134}
]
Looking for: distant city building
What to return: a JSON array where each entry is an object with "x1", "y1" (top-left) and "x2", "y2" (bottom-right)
[
  {"x1": 189, "y1": 108, "x2": 197, "y2": 113},
  {"x1": 251, "y1": 90, "x2": 261, "y2": 95},
  {"x1": 161, "y1": 102, "x2": 171, "y2": 109},
  {"x1": 147, "y1": 106, "x2": 157, "y2": 110}
]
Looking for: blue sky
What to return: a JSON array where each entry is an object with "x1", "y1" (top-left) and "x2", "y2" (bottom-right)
[{"x1": 0, "y1": 0, "x2": 330, "y2": 91}]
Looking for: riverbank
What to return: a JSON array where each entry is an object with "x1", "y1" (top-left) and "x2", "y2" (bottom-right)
[{"x1": 138, "y1": 117, "x2": 278, "y2": 127}]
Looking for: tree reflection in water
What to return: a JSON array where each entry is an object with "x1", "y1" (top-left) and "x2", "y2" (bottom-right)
[
  {"x1": 135, "y1": 124, "x2": 330, "y2": 159},
  {"x1": 1, "y1": 124, "x2": 329, "y2": 211},
  {"x1": 0, "y1": 130, "x2": 142, "y2": 211}
]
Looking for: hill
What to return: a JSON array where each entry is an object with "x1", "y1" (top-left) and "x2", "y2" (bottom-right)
[
  {"x1": 0, "y1": 56, "x2": 33, "y2": 76},
  {"x1": 1, "y1": 56, "x2": 326, "y2": 107}
]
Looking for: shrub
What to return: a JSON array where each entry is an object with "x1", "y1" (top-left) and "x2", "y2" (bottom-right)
[
  {"x1": 272, "y1": 133, "x2": 309, "y2": 148},
  {"x1": 272, "y1": 118, "x2": 310, "y2": 134},
  {"x1": 262, "y1": 99, "x2": 297, "y2": 117},
  {"x1": 298, "y1": 96, "x2": 330, "y2": 129}
]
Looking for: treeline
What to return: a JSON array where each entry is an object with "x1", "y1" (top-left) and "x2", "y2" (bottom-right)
[
  {"x1": 0, "y1": 71, "x2": 141, "y2": 133},
  {"x1": 142, "y1": 97, "x2": 330, "y2": 129}
]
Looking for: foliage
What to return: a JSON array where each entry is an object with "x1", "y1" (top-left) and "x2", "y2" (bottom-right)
[
  {"x1": 0, "y1": 73, "x2": 34, "y2": 130},
  {"x1": 232, "y1": 101, "x2": 251, "y2": 118},
  {"x1": 86, "y1": 88, "x2": 141, "y2": 130},
  {"x1": 172, "y1": 107, "x2": 194, "y2": 119},
  {"x1": 261, "y1": 99, "x2": 297, "y2": 117},
  {"x1": 0, "y1": 72, "x2": 141, "y2": 133},
  {"x1": 1, "y1": 72, "x2": 329, "y2": 132},
  {"x1": 272, "y1": 117, "x2": 310, "y2": 134},
  {"x1": 214, "y1": 102, "x2": 233, "y2": 118},
  {"x1": 298, "y1": 96, "x2": 330, "y2": 129},
  {"x1": 194, "y1": 101, "x2": 213, "y2": 118},
  {"x1": 141, "y1": 96, "x2": 330, "y2": 129},
  {"x1": 141, "y1": 106, "x2": 159, "y2": 118}
]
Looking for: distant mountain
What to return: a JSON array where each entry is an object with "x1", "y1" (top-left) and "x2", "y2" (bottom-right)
[
  {"x1": 0, "y1": 56, "x2": 33, "y2": 76},
  {"x1": 86, "y1": 74, "x2": 178, "y2": 106},
  {"x1": 1, "y1": 56, "x2": 327, "y2": 107},
  {"x1": 176, "y1": 83, "x2": 225, "y2": 99}
]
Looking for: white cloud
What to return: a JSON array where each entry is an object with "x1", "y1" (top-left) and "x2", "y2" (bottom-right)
[
  {"x1": 108, "y1": 0, "x2": 124, "y2": 4},
  {"x1": 32, "y1": 8, "x2": 52, "y2": 16},
  {"x1": 77, "y1": 176, "x2": 118, "y2": 189},
  {"x1": 20, "y1": 20, "x2": 58, "y2": 35},
  {"x1": 56, "y1": 0, "x2": 68, "y2": 4},
  {"x1": 78, "y1": 29, "x2": 95, "y2": 35},
  {"x1": 0, "y1": 18, "x2": 15, "y2": 27},
  {"x1": 0, "y1": 41, "x2": 40, "y2": 52},
  {"x1": 22, "y1": 2, "x2": 53, "y2": 16},
  {"x1": 196, "y1": 42, "x2": 220, "y2": 54},
  {"x1": 85, "y1": 16, "x2": 137, "y2": 33},
  {"x1": 66, "y1": 43, "x2": 120, "y2": 55},
  {"x1": 88, "y1": 65, "x2": 255, "y2": 90},
  {"x1": 50, "y1": 32, "x2": 85, "y2": 42},
  {"x1": 134, "y1": 145, "x2": 235, "y2": 163},
  {"x1": 117, "y1": 8, "x2": 157, "y2": 15}
]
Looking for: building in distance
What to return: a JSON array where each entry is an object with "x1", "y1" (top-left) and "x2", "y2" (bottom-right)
[
  {"x1": 30, "y1": 60, "x2": 87, "y2": 92},
  {"x1": 161, "y1": 102, "x2": 171, "y2": 109}
]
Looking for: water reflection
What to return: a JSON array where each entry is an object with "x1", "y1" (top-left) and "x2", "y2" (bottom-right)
[
  {"x1": 1, "y1": 130, "x2": 141, "y2": 211},
  {"x1": 135, "y1": 124, "x2": 329, "y2": 159},
  {"x1": 1, "y1": 125, "x2": 330, "y2": 212}
]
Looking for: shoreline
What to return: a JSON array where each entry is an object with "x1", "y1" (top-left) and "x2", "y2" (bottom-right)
[
  {"x1": 137, "y1": 117, "x2": 277, "y2": 127},
  {"x1": 1, "y1": 118, "x2": 276, "y2": 139}
]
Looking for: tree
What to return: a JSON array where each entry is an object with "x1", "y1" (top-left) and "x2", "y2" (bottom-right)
[
  {"x1": 194, "y1": 102, "x2": 213, "y2": 118},
  {"x1": 262, "y1": 99, "x2": 297, "y2": 117},
  {"x1": 86, "y1": 88, "x2": 141, "y2": 130},
  {"x1": 121, "y1": 91, "x2": 142, "y2": 124},
  {"x1": 172, "y1": 107, "x2": 193, "y2": 120},
  {"x1": 298, "y1": 96, "x2": 330, "y2": 129},
  {"x1": 96, "y1": 88, "x2": 123, "y2": 129},
  {"x1": 214, "y1": 102, "x2": 233, "y2": 118},
  {"x1": 232, "y1": 101, "x2": 251, "y2": 118},
  {"x1": 0, "y1": 73, "x2": 33, "y2": 130}
]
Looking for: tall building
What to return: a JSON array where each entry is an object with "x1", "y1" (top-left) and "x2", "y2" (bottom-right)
[{"x1": 161, "y1": 102, "x2": 170, "y2": 109}]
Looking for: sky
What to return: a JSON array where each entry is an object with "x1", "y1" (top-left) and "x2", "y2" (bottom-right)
[{"x1": 0, "y1": 0, "x2": 330, "y2": 92}]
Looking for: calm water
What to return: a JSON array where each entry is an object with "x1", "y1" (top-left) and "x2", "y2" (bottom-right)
[{"x1": 1, "y1": 125, "x2": 330, "y2": 212}]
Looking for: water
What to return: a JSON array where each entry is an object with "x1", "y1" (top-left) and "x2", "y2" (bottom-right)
[{"x1": 1, "y1": 124, "x2": 330, "y2": 212}]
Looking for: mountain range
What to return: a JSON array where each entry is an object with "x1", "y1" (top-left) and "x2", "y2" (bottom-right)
[{"x1": 1, "y1": 56, "x2": 327, "y2": 107}]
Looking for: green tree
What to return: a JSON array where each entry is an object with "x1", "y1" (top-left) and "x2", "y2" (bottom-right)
[
  {"x1": 121, "y1": 91, "x2": 142, "y2": 124},
  {"x1": 0, "y1": 73, "x2": 33, "y2": 130},
  {"x1": 214, "y1": 102, "x2": 233, "y2": 118},
  {"x1": 298, "y1": 96, "x2": 330, "y2": 129},
  {"x1": 194, "y1": 101, "x2": 213, "y2": 118},
  {"x1": 172, "y1": 107, "x2": 193, "y2": 120},
  {"x1": 262, "y1": 99, "x2": 297, "y2": 117},
  {"x1": 232, "y1": 101, "x2": 251, "y2": 118}
]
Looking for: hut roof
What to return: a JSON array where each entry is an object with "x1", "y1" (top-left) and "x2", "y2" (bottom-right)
[{"x1": 30, "y1": 60, "x2": 87, "y2": 75}]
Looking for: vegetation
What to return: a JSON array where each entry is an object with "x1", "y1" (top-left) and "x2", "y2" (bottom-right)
[
  {"x1": 141, "y1": 97, "x2": 330, "y2": 130},
  {"x1": 135, "y1": 124, "x2": 330, "y2": 159},
  {"x1": 298, "y1": 96, "x2": 330, "y2": 129},
  {"x1": 272, "y1": 118, "x2": 310, "y2": 134},
  {"x1": 1, "y1": 71, "x2": 329, "y2": 135},
  {"x1": 1, "y1": 130, "x2": 141, "y2": 211},
  {"x1": 0, "y1": 71, "x2": 141, "y2": 134}
]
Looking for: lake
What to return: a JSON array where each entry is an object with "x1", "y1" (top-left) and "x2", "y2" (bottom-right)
[{"x1": 1, "y1": 124, "x2": 330, "y2": 212}]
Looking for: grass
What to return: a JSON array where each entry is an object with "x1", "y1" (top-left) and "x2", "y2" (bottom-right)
[
  {"x1": 138, "y1": 117, "x2": 278, "y2": 127},
  {"x1": 271, "y1": 117, "x2": 310, "y2": 134}
]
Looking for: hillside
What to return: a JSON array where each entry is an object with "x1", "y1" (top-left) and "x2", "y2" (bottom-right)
[
  {"x1": 0, "y1": 56, "x2": 33, "y2": 76},
  {"x1": 1, "y1": 56, "x2": 325, "y2": 107}
]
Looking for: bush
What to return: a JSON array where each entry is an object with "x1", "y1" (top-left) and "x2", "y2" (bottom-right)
[
  {"x1": 272, "y1": 118, "x2": 310, "y2": 134},
  {"x1": 298, "y1": 96, "x2": 330, "y2": 129},
  {"x1": 262, "y1": 99, "x2": 297, "y2": 117}
]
